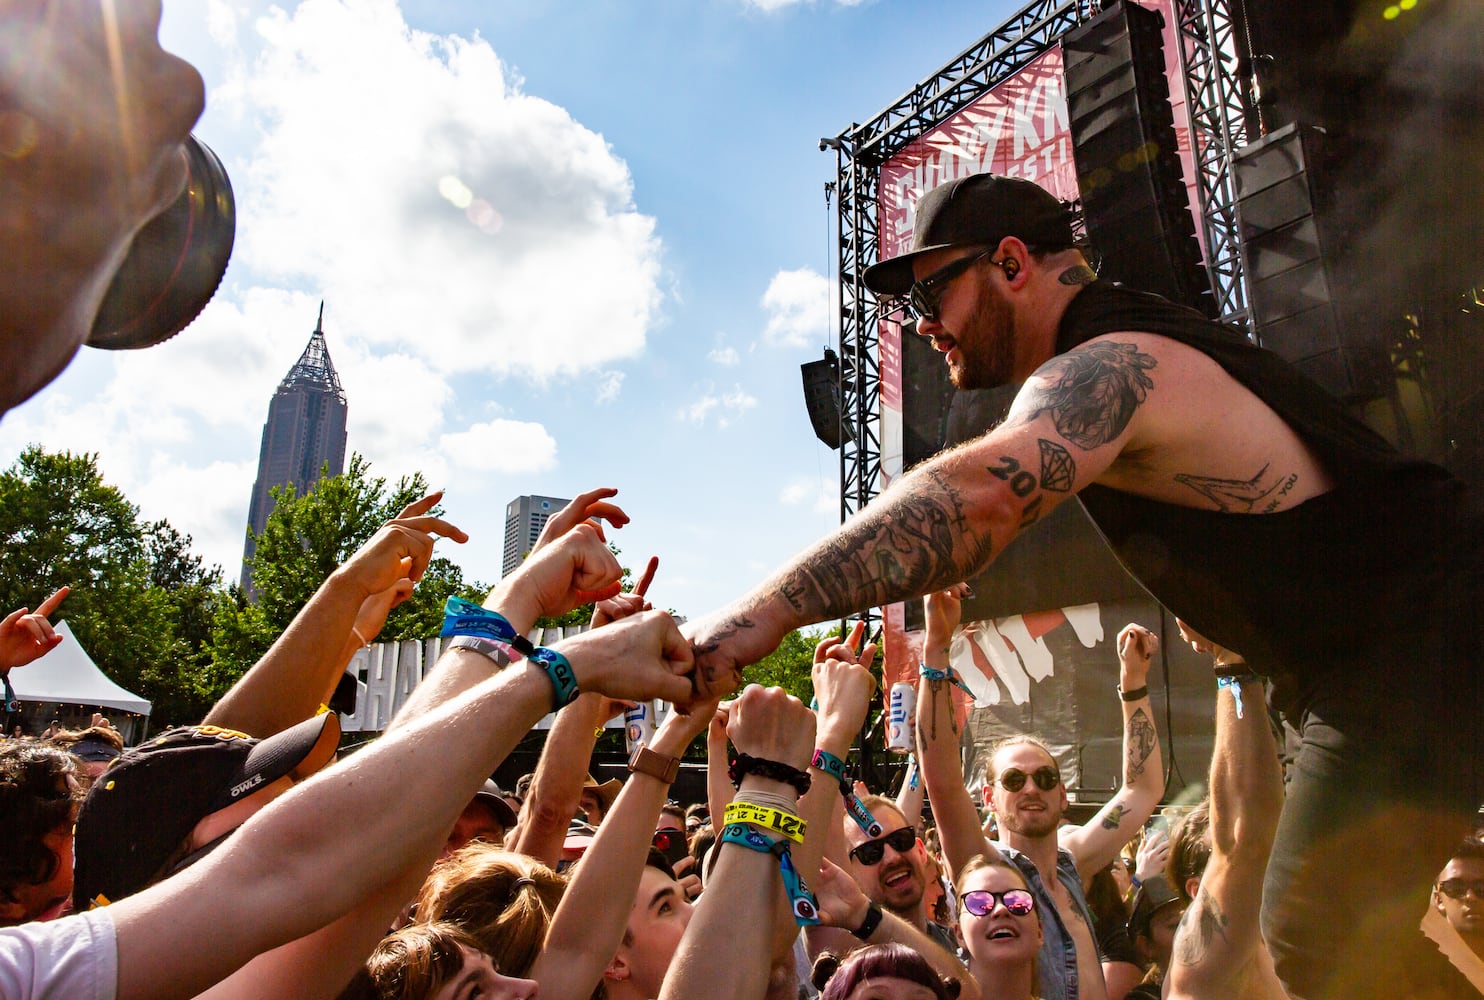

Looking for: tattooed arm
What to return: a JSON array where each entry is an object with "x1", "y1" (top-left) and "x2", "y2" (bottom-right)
[
  {"x1": 1166, "y1": 655, "x2": 1286, "y2": 998},
  {"x1": 1063, "y1": 623, "x2": 1165, "y2": 878},
  {"x1": 686, "y1": 337, "x2": 1160, "y2": 698}
]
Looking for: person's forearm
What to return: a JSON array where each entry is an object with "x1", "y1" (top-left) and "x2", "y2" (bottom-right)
[
  {"x1": 750, "y1": 449, "x2": 1024, "y2": 632},
  {"x1": 203, "y1": 565, "x2": 365, "y2": 736},
  {"x1": 1118, "y1": 682, "x2": 1162, "y2": 802},
  {"x1": 1209, "y1": 676, "x2": 1282, "y2": 862},
  {"x1": 388, "y1": 574, "x2": 544, "y2": 729},
  {"x1": 535, "y1": 724, "x2": 682, "y2": 1000},
  {"x1": 915, "y1": 675, "x2": 986, "y2": 878},
  {"x1": 706, "y1": 726, "x2": 734, "y2": 825},
  {"x1": 114, "y1": 660, "x2": 556, "y2": 1000},
  {"x1": 510, "y1": 693, "x2": 605, "y2": 867}
]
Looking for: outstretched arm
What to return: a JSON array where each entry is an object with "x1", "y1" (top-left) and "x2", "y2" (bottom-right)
[
  {"x1": 205, "y1": 494, "x2": 464, "y2": 737},
  {"x1": 1167, "y1": 631, "x2": 1286, "y2": 1000},
  {"x1": 1062, "y1": 623, "x2": 1164, "y2": 878},
  {"x1": 687, "y1": 338, "x2": 1156, "y2": 698}
]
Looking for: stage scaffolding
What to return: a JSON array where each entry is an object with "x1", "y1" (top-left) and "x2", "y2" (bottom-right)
[{"x1": 825, "y1": 0, "x2": 1254, "y2": 523}]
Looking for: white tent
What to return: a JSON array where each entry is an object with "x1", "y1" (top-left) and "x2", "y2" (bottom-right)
[{"x1": 10, "y1": 620, "x2": 151, "y2": 717}]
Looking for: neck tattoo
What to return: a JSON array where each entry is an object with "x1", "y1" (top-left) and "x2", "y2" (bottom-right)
[{"x1": 1057, "y1": 265, "x2": 1098, "y2": 286}]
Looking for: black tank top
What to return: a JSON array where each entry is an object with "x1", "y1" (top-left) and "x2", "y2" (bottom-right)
[{"x1": 1054, "y1": 282, "x2": 1478, "y2": 695}]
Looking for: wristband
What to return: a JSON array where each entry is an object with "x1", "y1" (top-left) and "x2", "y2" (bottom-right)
[
  {"x1": 729, "y1": 753, "x2": 811, "y2": 796},
  {"x1": 920, "y1": 663, "x2": 976, "y2": 699},
  {"x1": 441, "y1": 597, "x2": 537, "y2": 658},
  {"x1": 719, "y1": 823, "x2": 821, "y2": 926},
  {"x1": 445, "y1": 635, "x2": 512, "y2": 668},
  {"x1": 851, "y1": 900, "x2": 884, "y2": 941},
  {"x1": 527, "y1": 645, "x2": 580, "y2": 709},
  {"x1": 812, "y1": 749, "x2": 884, "y2": 838},
  {"x1": 724, "y1": 801, "x2": 807, "y2": 844},
  {"x1": 1117, "y1": 684, "x2": 1149, "y2": 702},
  {"x1": 1215, "y1": 673, "x2": 1261, "y2": 719}
]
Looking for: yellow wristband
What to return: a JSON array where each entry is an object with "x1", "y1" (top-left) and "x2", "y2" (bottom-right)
[{"x1": 724, "y1": 801, "x2": 807, "y2": 844}]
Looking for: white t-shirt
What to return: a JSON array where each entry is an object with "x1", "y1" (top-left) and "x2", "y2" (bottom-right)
[{"x1": 0, "y1": 908, "x2": 117, "y2": 1000}]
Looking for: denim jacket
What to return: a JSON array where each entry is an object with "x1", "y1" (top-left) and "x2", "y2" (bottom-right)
[{"x1": 996, "y1": 844, "x2": 1100, "y2": 1000}]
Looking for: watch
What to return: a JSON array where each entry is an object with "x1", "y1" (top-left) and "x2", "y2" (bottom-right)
[{"x1": 627, "y1": 743, "x2": 681, "y2": 784}]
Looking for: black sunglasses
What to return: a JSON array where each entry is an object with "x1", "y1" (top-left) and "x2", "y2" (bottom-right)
[
  {"x1": 962, "y1": 888, "x2": 1036, "y2": 917},
  {"x1": 906, "y1": 248, "x2": 991, "y2": 322},
  {"x1": 848, "y1": 825, "x2": 917, "y2": 866},
  {"x1": 997, "y1": 766, "x2": 1061, "y2": 793},
  {"x1": 1438, "y1": 878, "x2": 1484, "y2": 900}
]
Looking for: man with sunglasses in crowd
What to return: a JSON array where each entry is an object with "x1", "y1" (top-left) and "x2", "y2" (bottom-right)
[
  {"x1": 840, "y1": 794, "x2": 958, "y2": 954},
  {"x1": 916, "y1": 586, "x2": 1164, "y2": 1000},
  {"x1": 689, "y1": 170, "x2": 1483, "y2": 1000},
  {"x1": 1431, "y1": 836, "x2": 1484, "y2": 977}
]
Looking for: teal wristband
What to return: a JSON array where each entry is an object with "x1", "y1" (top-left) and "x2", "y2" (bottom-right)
[
  {"x1": 919, "y1": 662, "x2": 976, "y2": 699},
  {"x1": 528, "y1": 645, "x2": 580, "y2": 709},
  {"x1": 719, "y1": 823, "x2": 822, "y2": 926}
]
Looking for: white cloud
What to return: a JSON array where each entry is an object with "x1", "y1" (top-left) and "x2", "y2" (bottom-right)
[
  {"x1": 708, "y1": 345, "x2": 740, "y2": 367},
  {"x1": 761, "y1": 267, "x2": 834, "y2": 350},
  {"x1": 594, "y1": 371, "x2": 625, "y2": 404},
  {"x1": 680, "y1": 383, "x2": 757, "y2": 428},
  {"x1": 438, "y1": 419, "x2": 558, "y2": 473},
  {"x1": 218, "y1": 0, "x2": 662, "y2": 381},
  {"x1": 779, "y1": 476, "x2": 837, "y2": 515}
]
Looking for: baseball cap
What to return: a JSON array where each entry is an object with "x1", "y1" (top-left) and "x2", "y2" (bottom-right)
[
  {"x1": 73, "y1": 713, "x2": 340, "y2": 909},
  {"x1": 68, "y1": 737, "x2": 122, "y2": 764},
  {"x1": 862, "y1": 174, "x2": 1075, "y2": 296},
  {"x1": 471, "y1": 778, "x2": 519, "y2": 829},
  {"x1": 1128, "y1": 874, "x2": 1184, "y2": 938}
]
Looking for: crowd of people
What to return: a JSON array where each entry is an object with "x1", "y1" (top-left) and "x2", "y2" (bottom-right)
[{"x1": 3, "y1": 2, "x2": 1482, "y2": 999}]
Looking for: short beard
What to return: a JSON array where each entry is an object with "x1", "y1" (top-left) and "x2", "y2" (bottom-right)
[{"x1": 949, "y1": 285, "x2": 1017, "y2": 390}]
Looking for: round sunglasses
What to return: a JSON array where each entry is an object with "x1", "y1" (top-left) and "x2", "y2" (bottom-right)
[
  {"x1": 962, "y1": 888, "x2": 1036, "y2": 917},
  {"x1": 997, "y1": 766, "x2": 1061, "y2": 793}
]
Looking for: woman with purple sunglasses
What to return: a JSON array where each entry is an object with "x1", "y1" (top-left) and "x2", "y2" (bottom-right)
[{"x1": 955, "y1": 852, "x2": 1044, "y2": 1000}]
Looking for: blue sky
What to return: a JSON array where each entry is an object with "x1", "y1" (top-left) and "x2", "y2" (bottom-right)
[{"x1": 1, "y1": 0, "x2": 1019, "y2": 620}]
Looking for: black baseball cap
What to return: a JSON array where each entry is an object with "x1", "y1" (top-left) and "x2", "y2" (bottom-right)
[
  {"x1": 1128, "y1": 874, "x2": 1185, "y2": 938},
  {"x1": 471, "y1": 778, "x2": 519, "y2": 830},
  {"x1": 863, "y1": 174, "x2": 1075, "y2": 296},
  {"x1": 73, "y1": 713, "x2": 340, "y2": 909}
]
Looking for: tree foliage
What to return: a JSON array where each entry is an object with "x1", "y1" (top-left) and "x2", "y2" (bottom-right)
[
  {"x1": 0, "y1": 448, "x2": 227, "y2": 723},
  {"x1": 744, "y1": 627, "x2": 832, "y2": 704},
  {"x1": 217, "y1": 453, "x2": 489, "y2": 678}
]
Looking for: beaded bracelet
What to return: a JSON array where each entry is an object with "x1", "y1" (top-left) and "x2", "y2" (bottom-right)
[
  {"x1": 811, "y1": 749, "x2": 884, "y2": 839},
  {"x1": 729, "y1": 753, "x2": 812, "y2": 796},
  {"x1": 724, "y1": 801, "x2": 807, "y2": 844},
  {"x1": 719, "y1": 823, "x2": 821, "y2": 926}
]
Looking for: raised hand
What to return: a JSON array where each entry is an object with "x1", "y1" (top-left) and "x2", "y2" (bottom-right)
[
  {"x1": 924, "y1": 582, "x2": 970, "y2": 641},
  {"x1": 1175, "y1": 618, "x2": 1245, "y2": 669},
  {"x1": 725, "y1": 683, "x2": 815, "y2": 773},
  {"x1": 1116, "y1": 622, "x2": 1158, "y2": 688},
  {"x1": 812, "y1": 856, "x2": 872, "y2": 930},
  {"x1": 559, "y1": 610, "x2": 695, "y2": 708},
  {"x1": 501, "y1": 521, "x2": 623, "y2": 624},
  {"x1": 340, "y1": 491, "x2": 467, "y2": 602},
  {"x1": 0, "y1": 586, "x2": 69, "y2": 669},
  {"x1": 684, "y1": 606, "x2": 785, "y2": 703},
  {"x1": 592, "y1": 555, "x2": 658, "y2": 628},
  {"x1": 811, "y1": 623, "x2": 878, "y2": 746},
  {"x1": 532, "y1": 487, "x2": 629, "y2": 553}
]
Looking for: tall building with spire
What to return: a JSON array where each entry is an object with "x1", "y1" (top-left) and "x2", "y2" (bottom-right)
[{"x1": 242, "y1": 303, "x2": 348, "y2": 589}]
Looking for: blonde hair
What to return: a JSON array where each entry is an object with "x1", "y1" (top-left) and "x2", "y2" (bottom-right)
[{"x1": 413, "y1": 844, "x2": 565, "y2": 976}]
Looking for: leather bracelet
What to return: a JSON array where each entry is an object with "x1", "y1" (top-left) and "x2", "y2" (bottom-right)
[
  {"x1": 851, "y1": 900, "x2": 884, "y2": 941},
  {"x1": 628, "y1": 743, "x2": 681, "y2": 784},
  {"x1": 1117, "y1": 684, "x2": 1149, "y2": 702},
  {"x1": 729, "y1": 753, "x2": 811, "y2": 796}
]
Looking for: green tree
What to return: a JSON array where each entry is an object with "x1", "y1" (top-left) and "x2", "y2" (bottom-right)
[
  {"x1": 220, "y1": 453, "x2": 489, "y2": 675},
  {"x1": 745, "y1": 626, "x2": 832, "y2": 704},
  {"x1": 0, "y1": 447, "x2": 230, "y2": 724}
]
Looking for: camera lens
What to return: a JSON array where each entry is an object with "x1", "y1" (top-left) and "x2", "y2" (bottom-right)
[{"x1": 88, "y1": 134, "x2": 236, "y2": 351}]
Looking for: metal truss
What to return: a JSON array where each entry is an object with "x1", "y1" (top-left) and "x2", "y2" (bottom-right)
[{"x1": 1172, "y1": 0, "x2": 1254, "y2": 327}]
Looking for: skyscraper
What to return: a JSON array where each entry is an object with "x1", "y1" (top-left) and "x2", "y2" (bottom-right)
[
  {"x1": 242, "y1": 303, "x2": 349, "y2": 589},
  {"x1": 502, "y1": 494, "x2": 570, "y2": 577}
]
